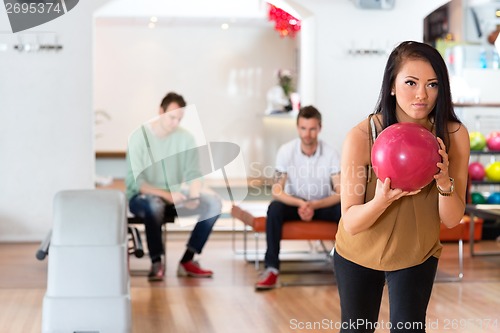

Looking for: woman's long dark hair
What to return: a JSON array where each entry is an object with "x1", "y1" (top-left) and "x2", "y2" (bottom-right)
[{"x1": 373, "y1": 41, "x2": 461, "y2": 149}]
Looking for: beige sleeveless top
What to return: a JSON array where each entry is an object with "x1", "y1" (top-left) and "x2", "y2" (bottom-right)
[{"x1": 335, "y1": 117, "x2": 442, "y2": 271}]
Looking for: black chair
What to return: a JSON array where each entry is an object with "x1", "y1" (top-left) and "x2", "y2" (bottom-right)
[{"x1": 127, "y1": 204, "x2": 177, "y2": 275}]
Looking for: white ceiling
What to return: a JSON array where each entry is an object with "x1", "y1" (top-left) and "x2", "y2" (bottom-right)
[{"x1": 94, "y1": 0, "x2": 269, "y2": 20}]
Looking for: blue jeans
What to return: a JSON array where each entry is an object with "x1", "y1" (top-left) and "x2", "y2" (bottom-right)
[
  {"x1": 334, "y1": 251, "x2": 438, "y2": 333},
  {"x1": 264, "y1": 200, "x2": 341, "y2": 270},
  {"x1": 129, "y1": 192, "x2": 222, "y2": 262}
]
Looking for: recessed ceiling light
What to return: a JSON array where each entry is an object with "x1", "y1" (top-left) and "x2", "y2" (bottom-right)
[
  {"x1": 221, "y1": 23, "x2": 229, "y2": 30},
  {"x1": 150, "y1": 16, "x2": 158, "y2": 23}
]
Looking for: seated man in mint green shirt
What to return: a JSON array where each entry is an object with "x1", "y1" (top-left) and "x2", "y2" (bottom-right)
[{"x1": 125, "y1": 92, "x2": 221, "y2": 282}]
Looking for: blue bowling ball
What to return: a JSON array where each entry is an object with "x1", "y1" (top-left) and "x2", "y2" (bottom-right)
[{"x1": 486, "y1": 192, "x2": 500, "y2": 204}]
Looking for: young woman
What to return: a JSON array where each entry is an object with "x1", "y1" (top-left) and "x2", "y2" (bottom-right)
[{"x1": 334, "y1": 41, "x2": 470, "y2": 332}]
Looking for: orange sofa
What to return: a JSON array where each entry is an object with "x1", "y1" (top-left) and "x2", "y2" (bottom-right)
[
  {"x1": 440, "y1": 215, "x2": 483, "y2": 242},
  {"x1": 231, "y1": 205, "x2": 338, "y2": 269}
]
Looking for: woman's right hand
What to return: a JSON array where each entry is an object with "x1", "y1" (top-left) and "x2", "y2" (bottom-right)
[{"x1": 373, "y1": 178, "x2": 421, "y2": 208}]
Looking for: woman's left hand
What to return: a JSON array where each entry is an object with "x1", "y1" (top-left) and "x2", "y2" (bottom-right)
[{"x1": 434, "y1": 137, "x2": 452, "y2": 188}]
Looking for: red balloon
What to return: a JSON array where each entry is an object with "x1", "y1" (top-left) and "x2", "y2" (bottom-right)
[
  {"x1": 468, "y1": 161, "x2": 485, "y2": 181},
  {"x1": 486, "y1": 131, "x2": 500, "y2": 151},
  {"x1": 371, "y1": 122, "x2": 441, "y2": 191}
]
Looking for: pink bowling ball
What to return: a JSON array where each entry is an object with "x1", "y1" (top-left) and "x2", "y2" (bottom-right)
[
  {"x1": 468, "y1": 161, "x2": 485, "y2": 181},
  {"x1": 487, "y1": 131, "x2": 500, "y2": 151},
  {"x1": 371, "y1": 122, "x2": 441, "y2": 191}
]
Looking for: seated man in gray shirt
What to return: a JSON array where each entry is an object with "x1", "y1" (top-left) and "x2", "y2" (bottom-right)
[{"x1": 256, "y1": 105, "x2": 341, "y2": 290}]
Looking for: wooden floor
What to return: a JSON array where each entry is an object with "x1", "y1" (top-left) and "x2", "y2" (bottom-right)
[{"x1": 1, "y1": 233, "x2": 500, "y2": 333}]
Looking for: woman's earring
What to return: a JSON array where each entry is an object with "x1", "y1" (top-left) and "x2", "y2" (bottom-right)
[{"x1": 391, "y1": 91, "x2": 395, "y2": 96}]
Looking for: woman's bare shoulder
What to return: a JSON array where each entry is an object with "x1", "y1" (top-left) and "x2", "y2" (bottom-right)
[
  {"x1": 347, "y1": 114, "x2": 382, "y2": 141},
  {"x1": 343, "y1": 116, "x2": 373, "y2": 164},
  {"x1": 346, "y1": 115, "x2": 378, "y2": 141},
  {"x1": 448, "y1": 121, "x2": 469, "y2": 139},
  {"x1": 447, "y1": 121, "x2": 470, "y2": 156}
]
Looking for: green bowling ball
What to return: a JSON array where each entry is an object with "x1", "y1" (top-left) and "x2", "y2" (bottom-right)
[
  {"x1": 470, "y1": 132, "x2": 486, "y2": 151},
  {"x1": 471, "y1": 192, "x2": 486, "y2": 204}
]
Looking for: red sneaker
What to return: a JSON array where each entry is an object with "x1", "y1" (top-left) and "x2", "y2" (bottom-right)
[
  {"x1": 177, "y1": 261, "x2": 213, "y2": 278},
  {"x1": 255, "y1": 268, "x2": 279, "y2": 290}
]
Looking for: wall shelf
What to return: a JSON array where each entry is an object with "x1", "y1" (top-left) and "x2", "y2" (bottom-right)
[
  {"x1": 96, "y1": 151, "x2": 126, "y2": 159},
  {"x1": 471, "y1": 180, "x2": 500, "y2": 185},
  {"x1": 471, "y1": 150, "x2": 500, "y2": 155},
  {"x1": 454, "y1": 103, "x2": 500, "y2": 108}
]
